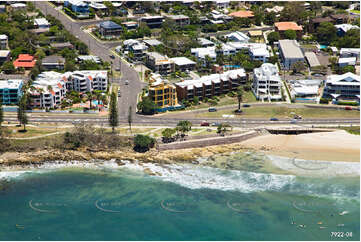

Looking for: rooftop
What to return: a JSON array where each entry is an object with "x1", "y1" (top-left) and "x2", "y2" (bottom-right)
[
  {"x1": 278, "y1": 39, "x2": 304, "y2": 59},
  {"x1": 275, "y1": 22, "x2": 303, "y2": 31},
  {"x1": 34, "y1": 18, "x2": 50, "y2": 26},
  {"x1": 42, "y1": 55, "x2": 65, "y2": 64},
  {"x1": 167, "y1": 14, "x2": 190, "y2": 20},
  {"x1": 0, "y1": 34, "x2": 7, "y2": 40},
  {"x1": 304, "y1": 52, "x2": 321, "y2": 67},
  {"x1": 143, "y1": 39, "x2": 162, "y2": 46},
  {"x1": 99, "y1": 21, "x2": 122, "y2": 30},
  {"x1": 338, "y1": 57, "x2": 357, "y2": 64},
  {"x1": 327, "y1": 72, "x2": 360, "y2": 85},
  {"x1": 198, "y1": 38, "x2": 214, "y2": 46},
  {"x1": 170, "y1": 57, "x2": 196, "y2": 66},
  {"x1": 0, "y1": 79, "x2": 23, "y2": 89},
  {"x1": 13, "y1": 54, "x2": 36, "y2": 68},
  {"x1": 228, "y1": 10, "x2": 254, "y2": 18},
  {"x1": 335, "y1": 24, "x2": 360, "y2": 33},
  {"x1": 225, "y1": 31, "x2": 250, "y2": 43},
  {"x1": 0, "y1": 50, "x2": 10, "y2": 58}
]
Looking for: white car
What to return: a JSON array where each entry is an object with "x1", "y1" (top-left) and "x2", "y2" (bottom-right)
[{"x1": 125, "y1": 80, "x2": 129, "y2": 85}]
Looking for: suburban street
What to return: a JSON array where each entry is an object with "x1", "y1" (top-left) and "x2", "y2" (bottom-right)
[{"x1": 34, "y1": 1, "x2": 145, "y2": 119}]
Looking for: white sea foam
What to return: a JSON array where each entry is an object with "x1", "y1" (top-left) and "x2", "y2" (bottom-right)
[{"x1": 268, "y1": 155, "x2": 360, "y2": 177}]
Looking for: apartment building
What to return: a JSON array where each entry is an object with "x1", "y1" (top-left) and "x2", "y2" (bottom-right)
[
  {"x1": 145, "y1": 52, "x2": 174, "y2": 75},
  {"x1": 0, "y1": 34, "x2": 8, "y2": 50},
  {"x1": 166, "y1": 15, "x2": 190, "y2": 27},
  {"x1": 68, "y1": 70, "x2": 108, "y2": 93},
  {"x1": 0, "y1": 50, "x2": 10, "y2": 65},
  {"x1": 139, "y1": 16, "x2": 165, "y2": 28},
  {"x1": 225, "y1": 31, "x2": 250, "y2": 43},
  {"x1": 148, "y1": 73, "x2": 180, "y2": 111},
  {"x1": 170, "y1": 57, "x2": 196, "y2": 72},
  {"x1": 323, "y1": 72, "x2": 360, "y2": 100},
  {"x1": 252, "y1": 63, "x2": 282, "y2": 101},
  {"x1": 175, "y1": 68, "x2": 247, "y2": 101},
  {"x1": 278, "y1": 39, "x2": 305, "y2": 70},
  {"x1": 0, "y1": 79, "x2": 23, "y2": 105},
  {"x1": 226, "y1": 42, "x2": 270, "y2": 63},
  {"x1": 29, "y1": 70, "x2": 108, "y2": 109},
  {"x1": 29, "y1": 72, "x2": 67, "y2": 109}
]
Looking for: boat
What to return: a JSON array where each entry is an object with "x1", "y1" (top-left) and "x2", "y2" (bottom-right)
[{"x1": 339, "y1": 211, "x2": 349, "y2": 216}]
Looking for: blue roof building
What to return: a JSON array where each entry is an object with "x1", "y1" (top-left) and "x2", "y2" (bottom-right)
[
  {"x1": 64, "y1": 0, "x2": 89, "y2": 15},
  {"x1": 99, "y1": 21, "x2": 123, "y2": 39}
]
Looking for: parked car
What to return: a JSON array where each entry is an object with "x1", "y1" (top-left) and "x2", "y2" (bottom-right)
[
  {"x1": 290, "y1": 119, "x2": 298, "y2": 124},
  {"x1": 345, "y1": 106, "x2": 352, "y2": 110},
  {"x1": 270, "y1": 117, "x2": 279, "y2": 121},
  {"x1": 110, "y1": 54, "x2": 115, "y2": 59},
  {"x1": 115, "y1": 67, "x2": 120, "y2": 71},
  {"x1": 208, "y1": 107, "x2": 217, "y2": 112},
  {"x1": 124, "y1": 80, "x2": 129, "y2": 85},
  {"x1": 294, "y1": 115, "x2": 302, "y2": 120},
  {"x1": 211, "y1": 122, "x2": 221, "y2": 127},
  {"x1": 242, "y1": 104, "x2": 251, "y2": 107},
  {"x1": 201, "y1": 121, "x2": 210, "y2": 126}
]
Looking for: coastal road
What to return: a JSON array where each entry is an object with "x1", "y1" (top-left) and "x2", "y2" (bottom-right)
[{"x1": 34, "y1": 2, "x2": 145, "y2": 119}]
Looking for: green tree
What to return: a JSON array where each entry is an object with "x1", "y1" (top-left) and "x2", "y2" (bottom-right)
[
  {"x1": 65, "y1": 60, "x2": 76, "y2": 72},
  {"x1": 176, "y1": 120, "x2": 192, "y2": 138},
  {"x1": 137, "y1": 96, "x2": 156, "y2": 115},
  {"x1": 316, "y1": 22, "x2": 337, "y2": 45},
  {"x1": 17, "y1": 94, "x2": 28, "y2": 131},
  {"x1": 268, "y1": 55, "x2": 278, "y2": 64},
  {"x1": 2, "y1": 61, "x2": 15, "y2": 74},
  {"x1": 236, "y1": 87, "x2": 243, "y2": 112},
  {"x1": 264, "y1": 12, "x2": 276, "y2": 26},
  {"x1": 193, "y1": 96, "x2": 199, "y2": 105},
  {"x1": 291, "y1": 61, "x2": 306, "y2": 74},
  {"x1": 127, "y1": 106, "x2": 132, "y2": 133},
  {"x1": 108, "y1": 92, "x2": 118, "y2": 133},
  {"x1": 267, "y1": 31, "x2": 280, "y2": 44},
  {"x1": 133, "y1": 134, "x2": 155, "y2": 152},
  {"x1": 284, "y1": 30, "x2": 297, "y2": 40},
  {"x1": 217, "y1": 123, "x2": 232, "y2": 136},
  {"x1": 341, "y1": 65, "x2": 355, "y2": 74},
  {"x1": 0, "y1": 99, "x2": 3, "y2": 127},
  {"x1": 104, "y1": 1, "x2": 115, "y2": 16},
  {"x1": 161, "y1": 128, "x2": 176, "y2": 143}
]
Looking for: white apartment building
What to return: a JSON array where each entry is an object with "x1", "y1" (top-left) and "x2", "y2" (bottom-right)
[
  {"x1": 29, "y1": 72, "x2": 67, "y2": 109},
  {"x1": 0, "y1": 34, "x2": 8, "y2": 50},
  {"x1": 29, "y1": 71, "x2": 108, "y2": 109},
  {"x1": 252, "y1": 63, "x2": 282, "y2": 101},
  {"x1": 323, "y1": 72, "x2": 360, "y2": 100},
  {"x1": 224, "y1": 31, "x2": 250, "y2": 43}
]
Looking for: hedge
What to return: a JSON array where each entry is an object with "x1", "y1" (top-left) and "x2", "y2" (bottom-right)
[
  {"x1": 319, "y1": 98, "x2": 330, "y2": 104},
  {"x1": 337, "y1": 101, "x2": 359, "y2": 106}
]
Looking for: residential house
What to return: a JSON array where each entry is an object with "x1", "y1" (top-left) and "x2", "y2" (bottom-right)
[
  {"x1": 278, "y1": 39, "x2": 305, "y2": 70},
  {"x1": 175, "y1": 68, "x2": 247, "y2": 101},
  {"x1": 34, "y1": 18, "x2": 50, "y2": 29},
  {"x1": 166, "y1": 15, "x2": 190, "y2": 27},
  {"x1": 274, "y1": 22, "x2": 303, "y2": 39},
  {"x1": 13, "y1": 54, "x2": 36, "y2": 69},
  {"x1": 64, "y1": 0, "x2": 90, "y2": 17},
  {"x1": 99, "y1": 21, "x2": 123, "y2": 38},
  {"x1": 330, "y1": 14, "x2": 349, "y2": 24},
  {"x1": 10, "y1": 3, "x2": 26, "y2": 11},
  {"x1": 289, "y1": 79, "x2": 322, "y2": 103},
  {"x1": 0, "y1": 79, "x2": 23, "y2": 105},
  {"x1": 216, "y1": 0, "x2": 230, "y2": 9},
  {"x1": 338, "y1": 57, "x2": 356, "y2": 67},
  {"x1": 41, "y1": 55, "x2": 66, "y2": 70},
  {"x1": 121, "y1": 21, "x2": 138, "y2": 30},
  {"x1": 304, "y1": 52, "x2": 321, "y2": 69},
  {"x1": 198, "y1": 38, "x2": 215, "y2": 47},
  {"x1": 144, "y1": 52, "x2": 174, "y2": 75},
  {"x1": 139, "y1": 16, "x2": 165, "y2": 28},
  {"x1": 340, "y1": 48, "x2": 360, "y2": 62},
  {"x1": 123, "y1": 39, "x2": 148, "y2": 61},
  {"x1": 50, "y1": 42, "x2": 74, "y2": 50},
  {"x1": 228, "y1": 10, "x2": 254, "y2": 18},
  {"x1": 0, "y1": 34, "x2": 8, "y2": 50},
  {"x1": 335, "y1": 24, "x2": 360, "y2": 37},
  {"x1": 170, "y1": 57, "x2": 196, "y2": 72},
  {"x1": 77, "y1": 55, "x2": 102, "y2": 64},
  {"x1": 0, "y1": 50, "x2": 11, "y2": 65},
  {"x1": 227, "y1": 42, "x2": 270, "y2": 63},
  {"x1": 323, "y1": 72, "x2": 360, "y2": 100},
  {"x1": 252, "y1": 63, "x2": 282, "y2": 101},
  {"x1": 224, "y1": 31, "x2": 250, "y2": 43},
  {"x1": 0, "y1": 5, "x2": 6, "y2": 13},
  {"x1": 310, "y1": 17, "x2": 333, "y2": 32},
  {"x1": 142, "y1": 39, "x2": 162, "y2": 48}
]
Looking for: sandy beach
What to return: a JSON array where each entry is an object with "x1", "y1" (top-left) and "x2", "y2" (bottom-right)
[{"x1": 241, "y1": 130, "x2": 360, "y2": 162}]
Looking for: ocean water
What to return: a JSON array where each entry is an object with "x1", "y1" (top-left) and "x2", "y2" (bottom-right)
[{"x1": 0, "y1": 156, "x2": 359, "y2": 241}]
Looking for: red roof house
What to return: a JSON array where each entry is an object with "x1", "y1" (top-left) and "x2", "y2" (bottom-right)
[
  {"x1": 228, "y1": 10, "x2": 254, "y2": 18},
  {"x1": 13, "y1": 54, "x2": 36, "y2": 69}
]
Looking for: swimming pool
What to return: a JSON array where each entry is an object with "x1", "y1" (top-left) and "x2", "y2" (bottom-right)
[
  {"x1": 319, "y1": 44, "x2": 328, "y2": 49},
  {"x1": 92, "y1": 100, "x2": 103, "y2": 106},
  {"x1": 224, "y1": 65, "x2": 241, "y2": 68}
]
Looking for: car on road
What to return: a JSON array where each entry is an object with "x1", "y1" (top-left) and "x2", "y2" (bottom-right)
[
  {"x1": 313, "y1": 73, "x2": 323, "y2": 77},
  {"x1": 118, "y1": 91, "x2": 121, "y2": 97},
  {"x1": 110, "y1": 54, "x2": 115, "y2": 59},
  {"x1": 345, "y1": 106, "x2": 353, "y2": 110},
  {"x1": 290, "y1": 119, "x2": 298, "y2": 124},
  {"x1": 201, "y1": 121, "x2": 210, "y2": 126},
  {"x1": 294, "y1": 115, "x2": 302, "y2": 120},
  {"x1": 208, "y1": 107, "x2": 217, "y2": 112},
  {"x1": 124, "y1": 80, "x2": 129, "y2": 85},
  {"x1": 270, "y1": 117, "x2": 279, "y2": 121},
  {"x1": 115, "y1": 67, "x2": 120, "y2": 71},
  {"x1": 211, "y1": 122, "x2": 221, "y2": 127},
  {"x1": 242, "y1": 104, "x2": 251, "y2": 107}
]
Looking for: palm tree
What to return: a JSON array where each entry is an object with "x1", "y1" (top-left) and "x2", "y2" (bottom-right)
[{"x1": 236, "y1": 87, "x2": 243, "y2": 113}]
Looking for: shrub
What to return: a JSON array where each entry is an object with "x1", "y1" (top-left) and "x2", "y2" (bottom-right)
[
  {"x1": 133, "y1": 134, "x2": 155, "y2": 152},
  {"x1": 337, "y1": 101, "x2": 359, "y2": 106},
  {"x1": 319, "y1": 98, "x2": 330, "y2": 104}
]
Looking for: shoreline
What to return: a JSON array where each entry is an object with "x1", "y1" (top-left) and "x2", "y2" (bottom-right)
[{"x1": 0, "y1": 130, "x2": 359, "y2": 174}]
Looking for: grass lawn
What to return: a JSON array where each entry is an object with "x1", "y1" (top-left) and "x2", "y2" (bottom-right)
[
  {"x1": 185, "y1": 91, "x2": 257, "y2": 110},
  {"x1": 196, "y1": 106, "x2": 361, "y2": 119},
  {"x1": 5, "y1": 126, "x2": 69, "y2": 138},
  {"x1": 351, "y1": 10, "x2": 360, "y2": 14},
  {"x1": 341, "y1": 126, "x2": 360, "y2": 135}
]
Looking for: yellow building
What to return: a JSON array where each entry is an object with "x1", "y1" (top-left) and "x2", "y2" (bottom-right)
[{"x1": 148, "y1": 74, "x2": 179, "y2": 110}]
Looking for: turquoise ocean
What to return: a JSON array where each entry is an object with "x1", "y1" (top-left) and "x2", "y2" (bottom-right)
[{"x1": 0, "y1": 154, "x2": 359, "y2": 241}]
